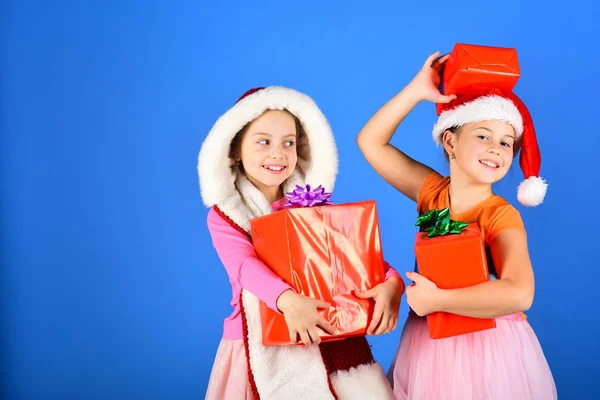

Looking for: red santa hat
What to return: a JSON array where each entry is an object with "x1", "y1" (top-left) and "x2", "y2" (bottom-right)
[
  {"x1": 236, "y1": 86, "x2": 265, "y2": 102},
  {"x1": 432, "y1": 84, "x2": 548, "y2": 207}
]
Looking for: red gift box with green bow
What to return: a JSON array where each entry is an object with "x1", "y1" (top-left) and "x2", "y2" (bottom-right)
[{"x1": 414, "y1": 208, "x2": 496, "y2": 339}]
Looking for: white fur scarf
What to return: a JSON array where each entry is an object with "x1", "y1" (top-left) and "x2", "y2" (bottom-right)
[{"x1": 216, "y1": 175, "x2": 393, "y2": 400}]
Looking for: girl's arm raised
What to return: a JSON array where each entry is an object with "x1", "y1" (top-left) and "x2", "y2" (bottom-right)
[
  {"x1": 407, "y1": 228, "x2": 535, "y2": 318},
  {"x1": 356, "y1": 51, "x2": 456, "y2": 202}
]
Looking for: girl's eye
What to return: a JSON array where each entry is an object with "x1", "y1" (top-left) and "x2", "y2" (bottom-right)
[
  {"x1": 501, "y1": 142, "x2": 511, "y2": 148},
  {"x1": 285, "y1": 141, "x2": 295, "y2": 147},
  {"x1": 258, "y1": 139, "x2": 269, "y2": 145},
  {"x1": 477, "y1": 135, "x2": 488, "y2": 141}
]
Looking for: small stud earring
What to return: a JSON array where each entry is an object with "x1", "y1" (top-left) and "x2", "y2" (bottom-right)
[{"x1": 450, "y1": 152, "x2": 456, "y2": 160}]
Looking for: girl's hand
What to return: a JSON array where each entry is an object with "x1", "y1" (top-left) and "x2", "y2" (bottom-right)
[
  {"x1": 355, "y1": 277, "x2": 403, "y2": 335},
  {"x1": 276, "y1": 290, "x2": 335, "y2": 346},
  {"x1": 408, "y1": 51, "x2": 457, "y2": 104},
  {"x1": 405, "y1": 272, "x2": 442, "y2": 317}
]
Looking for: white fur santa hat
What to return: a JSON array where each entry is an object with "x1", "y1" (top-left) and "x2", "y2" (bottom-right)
[
  {"x1": 198, "y1": 86, "x2": 338, "y2": 213},
  {"x1": 432, "y1": 84, "x2": 548, "y2": 206}
]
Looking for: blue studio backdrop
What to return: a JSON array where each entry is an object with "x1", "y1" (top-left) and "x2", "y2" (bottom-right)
[{"x1": 2, "y1": 1, "x2": 598, "y2": 399}]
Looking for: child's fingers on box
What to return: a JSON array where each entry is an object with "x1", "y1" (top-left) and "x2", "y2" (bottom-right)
[
  {"x1": 317, "y1": 318, "x2": 335, "y2": 335},
  {"x1": 308, "y1": 328, "x2": 321, "y2": 345},
  {"x1": 299, "y1": 330, "x2": 311, "y2": 346}
]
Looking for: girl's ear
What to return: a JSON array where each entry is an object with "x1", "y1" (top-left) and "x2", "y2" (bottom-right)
[
  {"x1": 442, "y1": 129, "x2": 457, "y2": 159},
  {"x1": 231, "y1": 146, "x2": 242, "y2": 162}
]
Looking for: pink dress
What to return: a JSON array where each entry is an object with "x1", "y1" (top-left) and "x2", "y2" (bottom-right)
[
  {"x1": 205, "y1": 198, "x2": 400, "y2": 399},
  {"x1": 388, "y1": 312, "x2": 557, "y2": 399},
  {"x1": 387, "y1": 172, "x2": 557, "y2": 399}
]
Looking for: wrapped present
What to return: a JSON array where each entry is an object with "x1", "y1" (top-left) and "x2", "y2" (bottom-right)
[
  {"x1": 414, "y1": 208, "x2": 496, "y2": 339},
  {"x1": 436, "y1": 43, "x2": 520, "y2": 114},
  {"x1": 250, "y1": 185, "x2": 386, "y2": 346}
]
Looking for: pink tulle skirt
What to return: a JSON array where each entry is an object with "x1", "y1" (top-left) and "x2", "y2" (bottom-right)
[
  {"x1": 205, "y1": 339, "x2": 253, "y2": 400},
  {"x1": 388, "y1": 313, "x2": 557, "y2": 400}
]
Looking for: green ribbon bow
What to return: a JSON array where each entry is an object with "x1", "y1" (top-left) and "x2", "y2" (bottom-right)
[{"x1": 416, "y1": 208, "x2": 468, "y2": 238}]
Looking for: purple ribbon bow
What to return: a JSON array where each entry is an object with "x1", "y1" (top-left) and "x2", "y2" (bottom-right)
[{"x1": 284, "y1": 184, "x2": 333, "y2": 208}]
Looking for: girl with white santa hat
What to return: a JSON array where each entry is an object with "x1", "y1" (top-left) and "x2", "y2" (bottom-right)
[{"x1": 199, "y1": 86, "x2": 404, "y2": 399}]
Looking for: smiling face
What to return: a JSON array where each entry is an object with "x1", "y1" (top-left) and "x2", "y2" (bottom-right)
[
  {"x1": 443, "y1": 120, "x2": 518, "y2": 185},
  {"x1": 231, "y1": 110, "x2": 299, "y2": 201}
]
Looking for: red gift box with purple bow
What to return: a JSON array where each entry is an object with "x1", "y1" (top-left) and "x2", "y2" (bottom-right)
[{"x1": 249, "y1": 185, "x2": 386, "y2": 346}]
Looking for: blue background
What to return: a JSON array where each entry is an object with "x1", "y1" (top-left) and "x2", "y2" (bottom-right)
[{"x1": 2, "y1": 0, "x2": 597, "y2": 398}]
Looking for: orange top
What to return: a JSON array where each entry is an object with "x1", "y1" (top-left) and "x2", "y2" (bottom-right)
[
  {"x1": 416, "y1": 172, "x2": 528, "y2": 320},
  {"x1": 417, "y1": 172, "x2": 525, "y2": 248}
]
